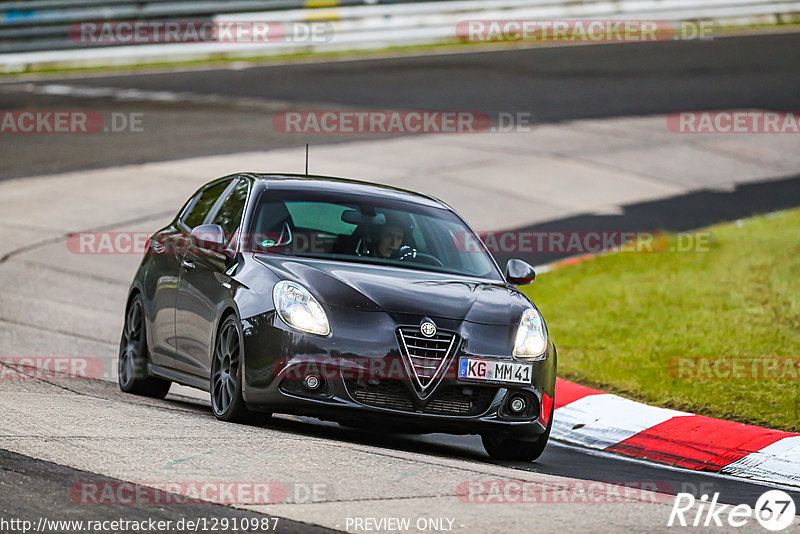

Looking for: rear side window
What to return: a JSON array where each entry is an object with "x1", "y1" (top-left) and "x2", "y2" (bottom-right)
[
  {"x1": 182, "y1": 181, "x2": 229, "y2": 229},
  {"x1": 211, "y1": 179, "x2": 250, "y2": 241}
]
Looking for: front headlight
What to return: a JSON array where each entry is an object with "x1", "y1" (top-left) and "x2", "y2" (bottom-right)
[
  {"x1": 513, "y1": 308, "x2": 547, "y2": 360},
  {"x1": 273, "y1": 281, "x2": 330, "y2": 336}
]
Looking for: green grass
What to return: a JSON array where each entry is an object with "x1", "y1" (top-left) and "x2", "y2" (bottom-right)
[{"x1": 521, "y1": 209, "x2": 800, "y2": 432}]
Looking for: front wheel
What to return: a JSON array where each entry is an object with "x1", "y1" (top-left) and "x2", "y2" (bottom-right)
[
  {"x1": 210, "y1": 315, "x2": 268, "y2": 425},
  {"x1": 482, "y1": 401, "x2": 554, "y2": 462},
  {"x1": 118, "y1": 294, "x2": 171, "y2": 399}
]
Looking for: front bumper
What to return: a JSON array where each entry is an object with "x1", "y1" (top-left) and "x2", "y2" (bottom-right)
[{"x1": 240, "y1": 309, "x2": 556, "y2": 439}]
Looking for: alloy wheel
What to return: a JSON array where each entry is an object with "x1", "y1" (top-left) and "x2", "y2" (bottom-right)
[
  {"x1": 212, "y1": 320, "x2": 240, "y2": 415},
  {"x1": 118, "y1": 299, "x2": 143, "y2": 387}
]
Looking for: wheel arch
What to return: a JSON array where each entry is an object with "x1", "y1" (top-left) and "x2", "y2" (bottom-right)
[{"x1": 218, "y1": 306, "x2": 239, "y2": 328}]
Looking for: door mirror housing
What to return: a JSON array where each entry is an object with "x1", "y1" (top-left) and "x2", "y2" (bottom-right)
[
  {"x1": 505, "y1": 259, "x2": 536, "y2": 285},
  {"x1": 190, "y1": 224, "x2": 227, "y2": 252}
]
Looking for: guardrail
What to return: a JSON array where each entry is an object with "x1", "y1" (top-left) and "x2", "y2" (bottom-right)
[
  {"x1": 1, "y1": 0, "x2": 799, "y2": 71},
  {"x1": 0, "y1": 0, "x2": 385, "y2": 52}
]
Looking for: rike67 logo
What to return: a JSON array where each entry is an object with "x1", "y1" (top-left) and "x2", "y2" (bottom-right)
[{"x1": 668, "y1": 490, "x2": 797, "y2": 531}]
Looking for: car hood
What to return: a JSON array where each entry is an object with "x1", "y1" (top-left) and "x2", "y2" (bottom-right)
[{"x1": 253, "y1": 255, "x2": 531, "y2": 326}]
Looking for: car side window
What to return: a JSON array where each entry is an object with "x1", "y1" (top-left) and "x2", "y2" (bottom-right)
[
  {"x1": 182, "y1": 181, "x2": 230, "y2": 229},
  {"x1": 210, "y1": 179, "x2": 249, "y2": 244}
]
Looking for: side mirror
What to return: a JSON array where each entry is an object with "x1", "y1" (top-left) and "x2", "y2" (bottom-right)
[
  {"x1": 505, "y1": 259, "x2": 536, "y2": 285},
  {"x1": 190, "y1": 224, "x2": 226, "y2": 252}
]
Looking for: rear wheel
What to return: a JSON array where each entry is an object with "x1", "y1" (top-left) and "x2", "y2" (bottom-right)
[
  {"x1": 210, "y1": 315, "x2": 268, "y2": 425},
  {"x1": 482, "y1": 401, "x2": 554, "y2": 462},
  {"x1": 118, "y1": 294, "x2": 171, "y2": 399}
]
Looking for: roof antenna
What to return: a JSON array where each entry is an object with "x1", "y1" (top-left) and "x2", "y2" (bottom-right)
[{"x1": 304, "y1": 143, "x2": 309, "y2": 175}]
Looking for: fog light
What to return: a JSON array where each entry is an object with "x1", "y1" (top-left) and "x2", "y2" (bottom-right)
[
  {"x1": 304, "y1": 374, "x2": 321, "y2": 391},
  {"x1": 509, "y1": 395, "x2": 527, "y2": 414}
]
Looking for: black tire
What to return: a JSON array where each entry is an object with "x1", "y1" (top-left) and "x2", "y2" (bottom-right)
[
  {"x1": 482, "y1": 400, "x2": 554, "y2": 462},
  {"x1": 210, "y1": 315, "x2": 269, "y2": 425},
  {"x1": 118, "y1": 294, "x2": 171, "y2": 399}
]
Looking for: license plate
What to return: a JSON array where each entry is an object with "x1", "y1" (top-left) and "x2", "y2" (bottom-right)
[{"x1": 458, "y1": 357, "x2": 532, "y2": 385}]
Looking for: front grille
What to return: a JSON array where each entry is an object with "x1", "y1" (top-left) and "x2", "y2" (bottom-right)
[
  {"x1": 347, "y1": 380, "x2": 414, "y2": 411},
  {"x1": 396, "y1": 327, "x2": 457, "y2": 388},
  {"x1": 426, "y1": 385, "x2": 497, "y2": 416},
  {"x1": 345, "y1": 380, "x2": 497, "y2": 417}
]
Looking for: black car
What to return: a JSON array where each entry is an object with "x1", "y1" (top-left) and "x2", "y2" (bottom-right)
[{"x1": 119, "y1": 173, "x2": 557, "y2": 461}]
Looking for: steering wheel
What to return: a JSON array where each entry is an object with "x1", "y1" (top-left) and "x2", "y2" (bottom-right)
[{"x1": 394, "y1": 246, "x2": 444, "y2": 267}]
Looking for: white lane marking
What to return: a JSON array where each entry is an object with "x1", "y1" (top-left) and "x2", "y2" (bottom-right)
[
  {"x1": 31, "y1": 83, "x2": 186, "y2": 102},
  {"x1": 1, "y1": 82, "x2": 295, "y2": 111},
  {"x1": 552, "y1": 393, "x2": 690, "y2": 450},
  {"x1": 721, "y1": 436, "x2": 800, "y2": 487}
]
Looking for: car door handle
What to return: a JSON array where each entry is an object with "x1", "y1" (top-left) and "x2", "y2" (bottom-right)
[{"x1": 181, "y1": 260, "x2": 195, "y2": 270}]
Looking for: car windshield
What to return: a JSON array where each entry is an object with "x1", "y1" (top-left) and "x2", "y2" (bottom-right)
[{"x1": 247, "y1": 189, "x2": 502, "y2": 280}]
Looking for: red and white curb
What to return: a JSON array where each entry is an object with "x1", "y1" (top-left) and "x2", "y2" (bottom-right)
[{"x1": 552, "y1": 378, "x2": 800, "y2": 488}]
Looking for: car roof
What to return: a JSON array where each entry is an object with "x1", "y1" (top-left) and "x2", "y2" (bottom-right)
[{"x1": 242, "y1": 173, "x2": 451, "y2": 210}]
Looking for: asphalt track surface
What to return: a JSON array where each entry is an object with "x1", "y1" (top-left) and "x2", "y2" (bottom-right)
[
  {"x1": 2, "y1": 31, "x2": 800, "y2": 531},
  {"x1": 4, "y1": 378, "x2": 800, "y2": 527},
  {"x1": 0, "y1": 449, "x2": 337, "y2": 534},
  {"x1": 1, "y1": 32, "x2": 800, "y2": 179}
]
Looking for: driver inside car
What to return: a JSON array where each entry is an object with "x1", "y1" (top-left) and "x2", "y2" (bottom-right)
[
  {"x1": 369, "y1": 212, "x2": 416, "y2": 259},
  {"x1": 375, "y1": 223, "x2": 405, "y2": 258}
]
